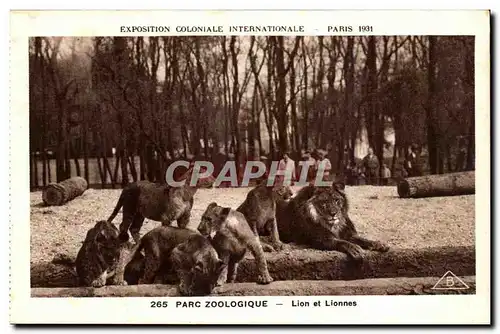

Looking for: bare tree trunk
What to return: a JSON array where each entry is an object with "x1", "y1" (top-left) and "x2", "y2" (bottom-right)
[
  {"x1": 248, "y1": 36, "x2": 268, "y2": 156},
  {"x1": 113, "y1": 154, "x2": 120, "y2": 188},
  {"x1": 446, "y1": 144, "x2": 453, "y2": 173},
  {"x1": 119, "y1": 134, "x2": 128, "y2": 187},
  {"x1": 257, "y1": 109, "x2": 263, "y2": 156},
  {"x1": 82, "y1": 115, "x2": 89, "y2": 184},
  {"x1": 194, "y1": 39, "x2": 210, "y2": 160},
  {"x1": 96, "y1": 155, "x2": 105, "y2": 188},
  {"x1": 72, "y1": 144, "x2": 81, "y2": 176},
  {"x1": 42, "y1": 153, "x2": 47, "y2": 187},
  {"x1": 366, "y1": 36, "x2": 378, "y2": 155},
  {"x1": 128, "y1": 155, "x2": 138, "y2": 182},
  {"x1": 164, "y1": 38, "x2": 177, "y2": 162},
  {"x1": 145, "y1": 145, "x2": 155, "y2": 181},
  {"x1": 104, "y1": 156, "x2": 114, "y2": 187},
  {"x1": 31, "y1": 153, "x2": 38, "y2": 189},
  {"x1": 229, "y1": 36, "x2": 243, "y2": 175},
  {"x1": 463, "y1": 37, "x2": 475, "y2": 171},
  {"x1": 248, "y1": 84, "x2": 257, "y2": 159},
  {"x1": 29, "y1": 152, "x2": 33, "y2": 190},
  {"x1": 290, "y1": 57, "x2": 299, "y2": 153},
  {"x1": 97, "y1": 108, "x2": 109, "y2": 187},
  {"x1": 344, "y1": 37, "x2": 355, "y2": 166},
  {"x1": 274, "y1": 36, "x2": 300, "y2": 154},
  {"x1": 55, "y1": 104, "x2": 67, "y2": 182},
  {"x1": 47, "y1": 159, "x2": 52, "y2": 183},
  {"x1": 315, "y1": 36, "x2": 325, "y2": 149},
  {"x1": 220, "y1": 38, "x2": 231, "y2": 157},
  {"x1": 65, "y1": 140, "x2": 71, "y2": 179},
  {"x1": 35, "y1": 37, "x2": 46, "y2": 187},
  {"x1": 139, "y1": 135, "x2": 146, "y2": 180},
  {"x1": 375, "y1": 37, "x2": 393, "y2": 178},
  {"x1": 426, "y1": 36, "x2": 442, "y2": 174},
  {"x1": 391, "y1": 141, "x2": 399, "y2": 175},
  {"x1": 266, "y1": 39, "x2": 275, "y2": 157},
  {"x1": 301, "y1": 38, "x2": 309, "y2": 150}
]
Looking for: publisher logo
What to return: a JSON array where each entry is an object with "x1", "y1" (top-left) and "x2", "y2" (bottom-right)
[{"x1": 431, "y1": 271, "x2": 470, "y2": 290}]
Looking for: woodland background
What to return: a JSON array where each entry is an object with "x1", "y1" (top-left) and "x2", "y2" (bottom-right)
[{"x1": 28, "y1": 36, "x2": 475, "y2": 190}]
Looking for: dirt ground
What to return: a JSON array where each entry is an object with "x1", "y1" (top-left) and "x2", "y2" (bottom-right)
[{"x1": 30, "y1": 185, "x2": 475, "y2": 265}]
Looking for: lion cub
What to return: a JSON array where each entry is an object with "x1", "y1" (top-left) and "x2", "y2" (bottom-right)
[
  {"x1": 237, "y1": 183, "x2": 293, "y2": 252},
  {"x1": 75, "y1": 220, "x2": 128, "y2": 287},
  {"x1": 128, "y1": 225, "x2": 225, "y2": 296},
  {"x1": 198, "y1": 203, "x2": 274, "y2": 286},
  {"x1": 106, "y1": 181, "x2": 197, "y2": 244}
]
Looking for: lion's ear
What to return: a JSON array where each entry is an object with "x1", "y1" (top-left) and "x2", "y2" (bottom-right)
[
  {"x1": 96, "y1": 228, "x2": 111, "y2": 243},
  {"x1": 207, "y1": 202, "x2": 218, "y2": 210},
  {"x1": 96, "y1": 222, "x2": 119, "y2": 243},
  {"x1": 333, "y1": 182, "x2": 346, "y2": 191},
  {"x1": 173, "y1": 240, "x2": 190, "y2": 254},
  {"x1": 217, "y1": 207, "x2": 231, "y2": 221}
]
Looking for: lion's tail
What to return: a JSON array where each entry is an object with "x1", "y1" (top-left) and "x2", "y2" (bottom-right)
[
  {"x1": 120, "y1": 239, "x2": 145, "y2": 269},
  {"x1": 107, "y1": 189, "x2": 127, "y2": 223},
  {"x1": 51, "y1": 253, "x2": 76, "y2": 267}
]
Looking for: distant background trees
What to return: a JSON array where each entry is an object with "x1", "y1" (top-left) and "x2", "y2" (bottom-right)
[{"x1": 28, "y1": 35, "x2": 475, "y2": 190}]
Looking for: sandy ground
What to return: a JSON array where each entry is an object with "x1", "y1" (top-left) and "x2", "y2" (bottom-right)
[{"x1": 30, "y1": 186, "x2": 475, "y2": 265}]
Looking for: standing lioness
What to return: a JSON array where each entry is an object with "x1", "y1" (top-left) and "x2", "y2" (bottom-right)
[
  {"x1": 237, "y1": 183, "x2": 293, "y2": 252},
  {"x1": 198, "y1": 203, "x2": 274, "y2": 286},
  {"x1": 107, "y1": 181, "x2": 197, "y2": 243}
]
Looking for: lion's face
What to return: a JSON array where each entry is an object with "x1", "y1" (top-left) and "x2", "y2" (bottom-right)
[
  {"x1": 198, "y1": 202, "x2": 223, "y2": 238},
  {"x1": 304, "y1": 186, "x2": 348, "y2": 230},
  {"x1": 274, "y1": 185, "x2": 293, "y2": 200},
  {"x1": 90, "y1": 221, "x2": 120, "y2": 246},
  {"x1": 177, "y1": 249, "x2": 226, "y2": 296},
  {"x1": 88, "y1": 220, "x2": 121, "y2": 263}
]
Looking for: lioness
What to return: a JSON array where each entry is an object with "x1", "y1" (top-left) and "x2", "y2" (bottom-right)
[
  {"x1": 106, "y1": 180, "x2": 197, "y2": 243},
  {"x1": 74, "y1": 220, "x2": 128, "y2": 287},
  {"x1": 237, "y1": 182, "x2": 293, "y2": 252},
  {"x1": 198, "y1": 203, "x2": 274, "y2": 285},
  {"x1": 278, "y1": 183, "x2": 389, "y2": 261},
  {"x1": 127, "y1": 225, "x2": 225, "y2": 296}
]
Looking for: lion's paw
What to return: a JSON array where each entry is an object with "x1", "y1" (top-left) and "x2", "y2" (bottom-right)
[
  {"x1": 256, "y1": 273, "x2": 273, "y2": 285},
  {"x1": 262, "y1": 244, "x2": 276, "y2": 252},
  {"x1": 371, "y1": 241, "x2": 389, "y2": 252},
  {"x1": 272, "y1": 241, "x2": 288, "y2": 252},
  {"x1": 348, "y1": 245, "x2": 365, "y2": 263}
]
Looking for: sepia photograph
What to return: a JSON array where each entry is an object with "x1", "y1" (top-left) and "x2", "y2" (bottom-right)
[
  {"x1": 28, "y1": 34, "x2": 476, "y2": 297},
  {"x1": 9, "y1": 9, "x2": 490, "y2": 325}
]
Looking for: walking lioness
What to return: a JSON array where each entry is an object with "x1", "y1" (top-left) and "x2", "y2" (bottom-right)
[{"x1": 107, "y1": 181, "x2": 196, "y2": 243}]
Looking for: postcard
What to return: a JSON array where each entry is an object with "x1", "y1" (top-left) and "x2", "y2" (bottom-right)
[{"x1": 9, "y1": 9, "x2": 490, "y2": 325}]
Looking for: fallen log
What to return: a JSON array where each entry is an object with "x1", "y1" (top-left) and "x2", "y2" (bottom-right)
[
  {"x1": 42, "y1": 176, "x2": 88, "y2": 206},
  {"x1": 31, "y1": 276, "x2": 476, "y2": 297},
  {"x1": 30, "y1": 261, "x2": 79, "y2": 288},
  {"x1": 31, "y1": 245, "x2": 475, "y2": 288},
  {"x1": 397, "y1": 171, "x2": 475, "y2": 199}
]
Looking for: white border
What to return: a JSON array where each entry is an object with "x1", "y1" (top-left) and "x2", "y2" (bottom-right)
[{"x1": 8, "y1": 9, "x2": 491, "y2": 325}]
